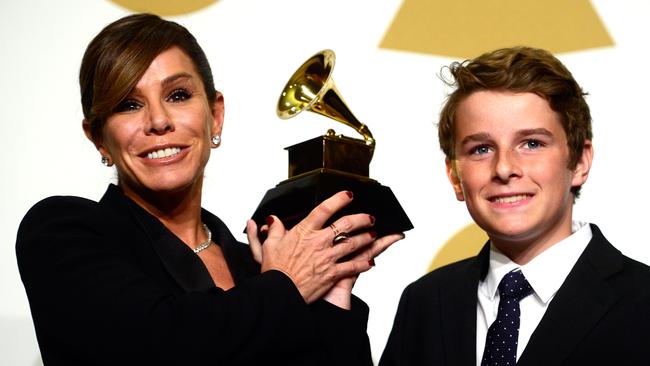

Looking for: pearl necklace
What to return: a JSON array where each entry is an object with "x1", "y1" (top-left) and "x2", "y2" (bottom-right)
[{"x1": 193, "y1": 224, "x2": 212, "y2": 254}]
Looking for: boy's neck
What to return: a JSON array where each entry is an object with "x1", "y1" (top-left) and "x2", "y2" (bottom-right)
[{"x1": 490, "y1": 221, "x2": 574, "y2": 265}]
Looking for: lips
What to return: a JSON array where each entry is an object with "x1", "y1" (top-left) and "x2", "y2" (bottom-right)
[
  {"x1": 489, "y1": 194, "x2": 533, "y2": 204},
  {"x1": 146, "y1": 147, "x2": 181, "y2": 159},
  {"x1": 139, "y1": 145, "x2": 187, "y2": 160}
]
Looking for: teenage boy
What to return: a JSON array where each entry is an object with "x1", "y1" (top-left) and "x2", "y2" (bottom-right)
[{"x1": 380, "y1": 46, "x2": 650, "y2": 366}]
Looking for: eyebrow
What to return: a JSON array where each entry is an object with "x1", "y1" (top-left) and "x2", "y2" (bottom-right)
[
  {"x1": 161, "y1": 72, "x2": 194, "y2": 87},
  {"x1": 131, "y1": 72, "x2": 195, "y2": 95},
  {"x1": 515, "y1": 128, "x2": 553, "y2": 138},
  {"x1": 460, "y1": 132, "x2": 491, "y2": 145},
  {"x1": 459, "y1": 128, "x2": 554, "y2": 145}
]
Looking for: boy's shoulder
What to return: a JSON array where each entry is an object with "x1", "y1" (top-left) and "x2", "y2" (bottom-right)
[{"x1": 404, "y1": 252, "x2": 484, "y2": 298}]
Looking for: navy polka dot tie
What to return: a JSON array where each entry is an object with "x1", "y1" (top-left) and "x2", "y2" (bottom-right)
[{"x1": 481, "y1": 269, "x2": 533, "y2": 366}]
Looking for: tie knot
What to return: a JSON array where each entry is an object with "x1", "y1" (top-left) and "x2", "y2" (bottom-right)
[{"x1": 498, "y1": 269, "x2": 533, "y2": 301}]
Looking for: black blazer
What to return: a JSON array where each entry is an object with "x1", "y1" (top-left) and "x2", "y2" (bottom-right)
[
  {"x1": 17, "y1": 184, "x2": 372, "y2": 366},
  {"x1": 379, "y1": 224, "x2": 650, "y2": 365}
]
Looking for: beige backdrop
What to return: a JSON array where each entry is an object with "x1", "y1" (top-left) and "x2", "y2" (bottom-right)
[{"x1": 1, "y1": 1, "x2": 649, "y2": 364}]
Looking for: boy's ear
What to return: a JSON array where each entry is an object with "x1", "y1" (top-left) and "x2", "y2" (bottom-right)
[
  {"x1": 446, "y1": 158, "x2": 465, "y2": 201},
  {"x1": 571, "y1": 139, "x2": 593, "y2": 188}
]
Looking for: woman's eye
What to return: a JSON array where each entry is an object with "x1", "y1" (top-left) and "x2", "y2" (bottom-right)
[
  {"x1": 168, "y1": 89, "x2": 192, "y2": 102},
  {"x1": 114, "y1": 99, "x2": 142, "y2": 112}
]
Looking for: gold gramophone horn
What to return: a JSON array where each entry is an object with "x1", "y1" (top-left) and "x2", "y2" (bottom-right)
[{"x1": 277, "y1": 49, "x2": 375, "y2": 151}]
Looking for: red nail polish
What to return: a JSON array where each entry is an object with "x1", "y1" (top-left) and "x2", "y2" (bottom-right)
[
  {"x1": 368, "y1": 259, "x2": 375, "y2": 267},
  {"x1": 369, "y1": 230, "x2": 377, "y2": 239},
  {"x1": 346, "y1": 191, "x2": 353, "y2": 199},
  {"x1": 369, "y1": 215, "x2": 376, "y2": 225},
  {"x1": 265, "y1": 216, "x2": 274, "y2": 225}
]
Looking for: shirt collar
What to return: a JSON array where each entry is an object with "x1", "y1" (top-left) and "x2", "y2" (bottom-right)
[{"x1": 481, "y1": 221, "x2": 592, "y2": 303}]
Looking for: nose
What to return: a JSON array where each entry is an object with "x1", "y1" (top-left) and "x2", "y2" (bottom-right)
[
  {"x1": 145, "y1": 100, "x2": 174, "y2": 135},
  {"x1": 493, "y1": 148, "x2": 522, "y2": 182}
]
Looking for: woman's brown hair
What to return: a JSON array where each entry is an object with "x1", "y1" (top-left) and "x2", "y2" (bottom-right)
[{"x1": 80, "y1": 13, "x2": 217, "y2": 142}]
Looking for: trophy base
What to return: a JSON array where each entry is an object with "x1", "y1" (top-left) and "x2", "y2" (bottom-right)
[{"x1": 249, "y1": 170, "x2": 413, "y2": 236}]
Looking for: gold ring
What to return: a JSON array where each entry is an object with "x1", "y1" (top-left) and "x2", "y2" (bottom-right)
[
  {"x1": 334, "y1": 233, "x2": 349, "y2": 243},
  {"x1": 329, "y1": 223, "x2": 341, "y2": 237},
  {"x1": 329, "y1": 223, "x2": 349, "y2": 243}
]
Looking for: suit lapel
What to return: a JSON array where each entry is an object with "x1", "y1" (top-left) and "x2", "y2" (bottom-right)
[
  {"x1": 100, "y1": 184, "x2": 215, "y2": 293},
  {"x1": 441, "y1": 243, "x2": 490, "y2": 366},
  {"x1": 518, "y1": 225, "x2": 623, "y2": 365},
  {"x1": 140, "y1": 221, "x2": 216, "y2": 293}
]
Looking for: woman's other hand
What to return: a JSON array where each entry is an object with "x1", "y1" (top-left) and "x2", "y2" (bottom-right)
[{"x1": 322, "y1": 232, "x2": 404, "y2": 309}]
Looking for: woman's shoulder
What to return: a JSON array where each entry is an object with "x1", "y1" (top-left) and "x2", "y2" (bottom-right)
[
  {"x1": 29, "y1": 194, "x2": 98, "y2": 212},
  {"x1": 16, "y1": 188, "x2": 128, "y2": 249},
  {"x1": 21, "y1": 185, "x2": 125, "y2": 227},
  {"x1": 16, "y1": 194, "x2": 110, "y2": 270},
  {"x1": 18, "y1": 195, "x2": 98, "y2": 238},
  {"x1": 20, "y1": 194, "x2": 102, "y2": 229}
]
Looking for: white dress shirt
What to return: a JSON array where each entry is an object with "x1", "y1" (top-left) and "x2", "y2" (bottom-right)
[{"x1": 475, "y1": 221, "x2": 593, "y2": 365}]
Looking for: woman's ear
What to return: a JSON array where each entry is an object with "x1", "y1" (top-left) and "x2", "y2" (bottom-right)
[
  {"x1": 82, "y1": 119, "x2": 100, "y2": 147},
  {"x1": 82, "y1": 119, "x2": 111, "y2": 164},
  {"x1": 210, "y1": 91, "x2": 225, "y2": 142},
  {"x1": 446, "y1": 158, "x2": 465, "y2": 201}
]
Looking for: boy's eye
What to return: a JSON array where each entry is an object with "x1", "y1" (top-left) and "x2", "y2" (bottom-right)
[
  {"x1": 524, "y1": 139, "x2": 543, "y2": 149},
  {"x1": 471, "y1": 145, "x2": 491, "y2": 155},
  {"x1": 114, "y1": 99, "x2": 142, "y2": 112},
  {"x1": 168, "y1": 89, "x2": 192, "y2": 102}
]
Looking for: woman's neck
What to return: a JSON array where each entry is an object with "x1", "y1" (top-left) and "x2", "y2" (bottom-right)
[{"x1": 120, "y1": 180, "x2": 207, "y2": 248}]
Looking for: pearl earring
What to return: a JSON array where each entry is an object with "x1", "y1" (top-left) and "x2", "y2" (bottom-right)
[
  {"x1": 211, "y1": 135, "x2": 221, "y2": 146},
  {"x1": 101, "y1": 156, "x2": 110, "y2": 166}
]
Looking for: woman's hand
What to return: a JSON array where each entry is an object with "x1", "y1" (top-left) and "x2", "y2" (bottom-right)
[
  {"x1": 322, "y1": 232, "x2": 404, "y2": 309},
  {"x1": 246, "y1": 191, "x2": 381, "y2": 304}
]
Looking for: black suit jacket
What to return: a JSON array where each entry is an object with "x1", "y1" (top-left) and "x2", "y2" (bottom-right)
[
  {"x1": 17, "y1": 184, "x2": 372, "y2": 366},
  {"x1": 379, "y1": 224, "x2": 650, "y2": 365}
]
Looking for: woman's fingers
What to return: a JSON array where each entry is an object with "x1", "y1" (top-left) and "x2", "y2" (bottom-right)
[
  {"x1": 367, "y1": 233, "x2": 405, "y2": 260},
  {"x1": 333, "y1": 257, "x2": 374, "y2": 278},
  {"x1": 332, "y1": 231, "x2": 405, "y2": 266},
  {"x1": 246, "y1": 219, "x2": 263, "y2": 264},
  {"x1": 329, "y1": 229, "x2": 377, "y2": 260},
  {"x1": 264, "y1": 215, "x2": 286, "y2": 241},
  {"x1": 299, "y1": 191, "x2": 354, "y2": 231},
  {"x1": 326, "y1": 213, "x2": 375, "y2": 242}
]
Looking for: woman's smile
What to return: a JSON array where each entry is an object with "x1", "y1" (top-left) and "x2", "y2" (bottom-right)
[{"x1": 98, "y1": 46, "x2": 223, "y2": 198}]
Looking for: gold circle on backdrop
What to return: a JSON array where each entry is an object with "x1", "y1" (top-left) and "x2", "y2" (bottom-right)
[
  {"x1": 428, "y1": 223, "x2": 488, "y2": 271},
  {"x1": 109, "y1": 0, "x2": 218, "y2": 16}
]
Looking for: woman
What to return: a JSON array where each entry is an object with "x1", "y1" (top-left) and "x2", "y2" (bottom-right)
[{"x1": 16, "y1": 13, "x2": 402, "y2": 365}]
